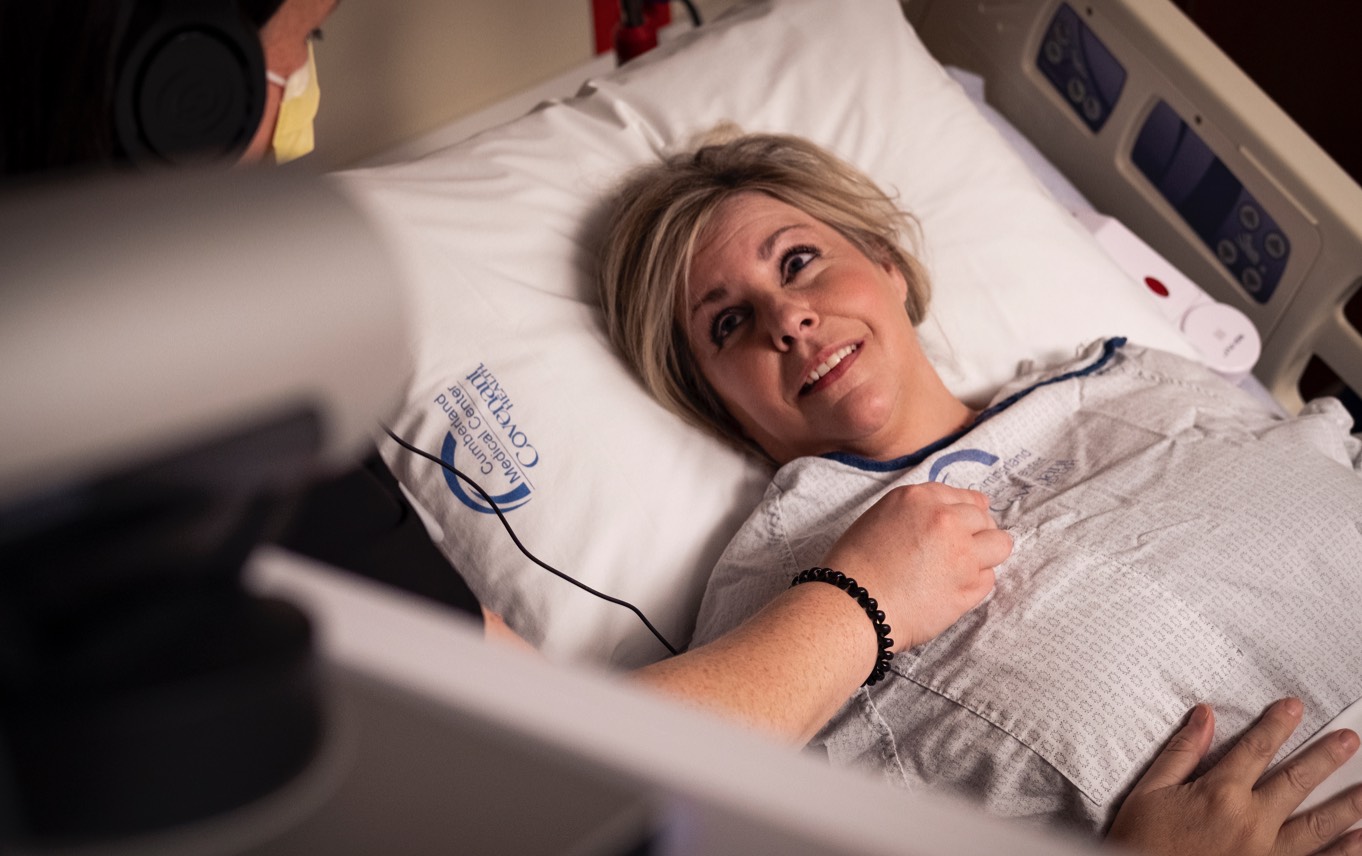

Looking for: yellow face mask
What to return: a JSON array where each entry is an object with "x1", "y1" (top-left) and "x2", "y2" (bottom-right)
[{"x1": 265, "y1": 40, "x2": 320, "y2": 164}]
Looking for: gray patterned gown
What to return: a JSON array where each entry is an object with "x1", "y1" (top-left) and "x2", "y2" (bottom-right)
[{"x1": 692, "y1": 339, "x2": 1362, "y2": 833}]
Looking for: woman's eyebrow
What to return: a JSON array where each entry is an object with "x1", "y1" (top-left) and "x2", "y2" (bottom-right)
[
  {"x1": 758, "y1": 225, "x2": 800, "y2": 261},
  {"x1": 690, "y1": 284, "x2": 728, "y2": 319}
]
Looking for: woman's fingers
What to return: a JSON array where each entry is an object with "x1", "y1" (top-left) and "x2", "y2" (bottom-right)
[
  {"x1": 1260, "y1": 728, "x2": 1360, "y2": 815},
  {"x1": 972, "y1": 526, "x2": 1013, "y2": 567},
  {"x1": 1130, "y1": 703, "x2": 1217, "y2": 797},
  {"x1": 1275, "y1": 783, "x2": 1362, "y2": 856},
  {"x1": 1308, "y1": 827, "x2": 1362, "y2": 856},
  {"x1": 1208, "y1": 698, "x2": 1305, "y2": 787},
  {"x1": 954, "y1": 484, "x2": 992, "y2": 514},
  {"x1": 946, "y1": 495, "x2": 995, "y2": 529},
  {"x1": 937, "y1": 491, "x2": 1013, "y2": 570},
  {"x1": 1108, "y1": 701, "x2": 1361, "y2": 856},
  {"x1": 917, "y1": 481, "x2": 992, "y2": 516},
  {"x1": 1266, "y1": 731, "x2": 1362, "y2": 856}
]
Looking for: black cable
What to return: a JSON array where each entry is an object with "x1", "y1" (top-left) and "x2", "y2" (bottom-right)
[
  {"x1": 676, "y1": 0, "x2": 702, "y2": 28},
  {"x1": 649, "y1": 0, "x2": 702, "y2": 28},
  {"x1": 382, "y1": 426, "x2": 679, "y2": 657}
]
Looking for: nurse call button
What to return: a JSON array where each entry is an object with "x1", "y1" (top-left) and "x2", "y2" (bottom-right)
[{"x1": 1182, "y1": 302, "x2": 1261, "y2": 380}]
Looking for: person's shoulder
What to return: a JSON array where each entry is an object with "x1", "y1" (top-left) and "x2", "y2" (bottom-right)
[
  {"x1": 1111, "y1": 340, "x2": 1276, "y2": 414},
  {"x1": 983, "y1": 337, "x2": 1128, "y2": 406},
  {"x1": 996, "y1": 337, "x2": 1241, "y2": 402}
]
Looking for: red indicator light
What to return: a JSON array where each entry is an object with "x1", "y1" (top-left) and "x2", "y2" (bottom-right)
[{"x1": 1145, "y1": 276, "x2": 1170, "y2": 297}]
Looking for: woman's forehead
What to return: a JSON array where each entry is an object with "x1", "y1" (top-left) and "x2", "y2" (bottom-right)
[
  {"x1": 691, "y1": 194, "x2": 817, "y2": 273},
  {"x1": 701, "y1": 192, "x2": 807, "y2": 240}
]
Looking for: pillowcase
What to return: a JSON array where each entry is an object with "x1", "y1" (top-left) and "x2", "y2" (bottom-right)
[{"x1": 337, "y1": 0, "x2": 1196, "y2": 667}]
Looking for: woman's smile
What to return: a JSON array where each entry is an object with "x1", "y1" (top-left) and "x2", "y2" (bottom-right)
[{"x1": 800, "y1": 342, "x2": 861, "y2": 396}]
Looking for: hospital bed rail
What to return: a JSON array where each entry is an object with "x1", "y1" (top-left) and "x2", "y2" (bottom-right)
[{"x1": 904, "y1": 0, "x2": 1362, "y2": 416}]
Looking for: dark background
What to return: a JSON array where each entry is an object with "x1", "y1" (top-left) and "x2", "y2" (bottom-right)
[
  {"x1": 1171, "y1": 0, "x2": 1360, "y2": 414},
  {"x1": 1171, "y1": 0, "x2": 1360, "y2": 186}
]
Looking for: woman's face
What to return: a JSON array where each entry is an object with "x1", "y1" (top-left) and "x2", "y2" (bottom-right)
[
  {"x1": 682, "y1": 192, "x2": 940, "y2": 463},
  {"x1": 241, "y1": 0, "x2": 338, "y2": 161}
]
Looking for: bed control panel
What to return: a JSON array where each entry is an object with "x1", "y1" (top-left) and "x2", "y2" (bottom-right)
[
  {"x1": 1131, "y1": 100, "x2": 1290, "y2": 304},
  {"x1": 1036, "y1": 3, "x2": 1127, "y2": 133}
]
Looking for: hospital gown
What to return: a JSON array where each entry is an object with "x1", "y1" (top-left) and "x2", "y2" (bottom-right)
[{"x1": 691, "y1": 339, "x2": 1362, "y2": 832}]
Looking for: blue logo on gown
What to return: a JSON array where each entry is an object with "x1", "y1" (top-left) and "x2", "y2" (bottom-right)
[{"x1": 929, "y1": 448, "x2": 1000, "y2": 485}]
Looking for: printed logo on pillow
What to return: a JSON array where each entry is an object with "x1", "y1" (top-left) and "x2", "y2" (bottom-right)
[{"x1": 433, "y1": 363, "x2": 540, "y2": 513}]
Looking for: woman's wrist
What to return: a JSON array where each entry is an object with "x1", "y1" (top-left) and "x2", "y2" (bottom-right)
[
  {"x1": 814, "y1": 551, "x2": 912, "y2": 652},
  {"x1": 779, "y1": 580, "x2": 882, "y2": 683},
  {"x1": 790, "y1": 567, "x2": 894, "y2": 686},
  {"x1": 635, "y1": 582, "x2": 881, "y2": 743}
]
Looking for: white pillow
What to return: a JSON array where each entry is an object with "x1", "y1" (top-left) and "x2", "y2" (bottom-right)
[{"x1": 337, "y1": 0, "x2": 1196, "y2": 667}]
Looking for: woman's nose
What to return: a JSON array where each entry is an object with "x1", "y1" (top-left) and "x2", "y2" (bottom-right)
[{"x1": 763, "y1": 297, "x2": 817, "y2": 351}]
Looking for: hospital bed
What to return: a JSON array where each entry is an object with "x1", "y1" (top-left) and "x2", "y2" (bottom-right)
[
  {"x1": 2, "y1": 0, "x2": 1359, "y2": 852},
  {"x1": 307, "y1": 0, "x2": 1360, "y2": 843},
  {"x1": 331, "y1": 0, "x2": 1361, "y2": 667}
]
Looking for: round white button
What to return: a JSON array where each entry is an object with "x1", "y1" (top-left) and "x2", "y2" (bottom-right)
[{"x1": 1181, "y1": 302, "x2": 1261, "y2": 380}]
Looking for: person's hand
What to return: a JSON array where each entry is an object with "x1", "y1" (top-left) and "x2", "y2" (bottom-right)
[
  {"x1": 1107, "y1": 699, "x2": 1362, "y2": 856},
  {"x1": 481, "y1": 607, "x2": 536, "y2": 653},
  {"x1": 820, "y1": 482, "x2": 1010, "y2": 651}
]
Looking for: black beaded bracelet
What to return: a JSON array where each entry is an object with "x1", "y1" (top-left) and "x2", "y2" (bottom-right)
[{"x1": 789, "y1": 567, "x2": 894, "y2": 687}]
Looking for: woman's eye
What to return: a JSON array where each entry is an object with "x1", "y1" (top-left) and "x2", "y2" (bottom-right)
[
  {"x1": 781, "y1": 246, "x2": 819, "y2": 282},
  {"x1": 710, "y1": 309, "x2": 745, "y2": 346}
]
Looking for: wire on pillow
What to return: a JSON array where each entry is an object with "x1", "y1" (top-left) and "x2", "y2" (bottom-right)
[{"x1": 382, "y1": 426, "x2": 680, "y2": 656}]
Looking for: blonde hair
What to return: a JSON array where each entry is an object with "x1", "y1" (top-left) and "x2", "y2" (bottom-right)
[{"x1": 597, "y1": 130, "x2": 930, "y2": 456}]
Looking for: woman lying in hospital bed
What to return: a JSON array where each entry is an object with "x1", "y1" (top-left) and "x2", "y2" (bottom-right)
[
  {"x1": 348, "y1": 0, "x2": 1362, "y2": 849},
  {"x1": 596, "y1": 129, "x2": 1362, "y2": 837}
]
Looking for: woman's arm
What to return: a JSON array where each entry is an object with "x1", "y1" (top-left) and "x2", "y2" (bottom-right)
[
  {"x1": 633, "y1": 482, "x2": 1010, "y2": 743},
  {"x1": 1108, "y1": 698, "x2": 1362, "y2": 855}
]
